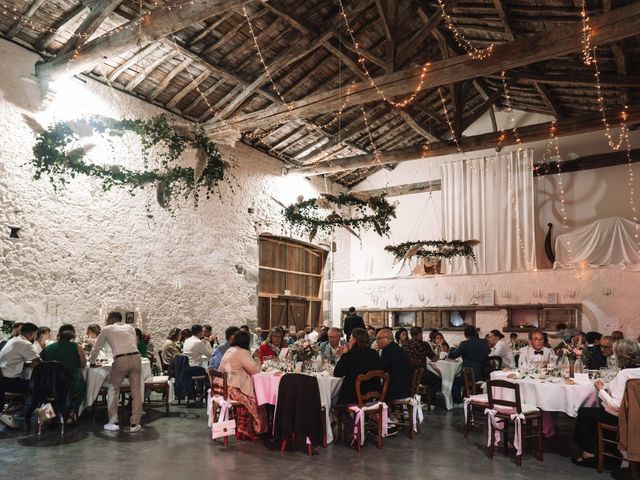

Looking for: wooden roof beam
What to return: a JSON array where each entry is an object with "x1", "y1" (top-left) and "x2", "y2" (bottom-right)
[
  {"x1": 205, "y1": 1, "x2": 640, "y2": 135},
  {"x1": 491, "y1": 70, "x2": 640, "y2": 88},
  {"x1": 125, "y1": 51, "x2": 175, "y2": 91},
  {"x1": 199, "y1": 6, "x2": 268, "y2": 57},
  {"x1": 290, "y1": 104, "x2": 640, "y2": 175},
  {"x1": 181, "y1": 77, "x2": 226, "y2": 114},
  {"x1": 185, "y1": 11, "x2": 235, "y2": 47},
  {"x1": 57, "y1": 0, "x2": 123, "y2": 57},
  {"x1": 459, "y1": 87, "x2": 501, "y2": 133},
  {"x1": 533, "y1": 82, "x2": 564, "y2": 120},
  {"x1": 6, "y1": 0, "x2": 46, "y2": 39},
  {"x1": 107, "y1": 42, "x2": 160, "y2": 83},
  {"x1": 35, "y1": 3, "x2": 88, "y2": 51},
  {"x1": 149, "y1": 58, "x2": 193, "y2": 101},
  {"x1": 37, "y1": 0, "x2": 251, "y2": 82},
  {"x1": 492, "y1": 0, "x2": 515, "y2": 41}
]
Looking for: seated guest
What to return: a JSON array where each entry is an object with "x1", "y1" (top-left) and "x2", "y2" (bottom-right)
[
  {"x1": 518, "y1": 330, "x2": 557, "y2": 368},
  {"x1": 334, "y1": 328, "x2": 382, "y2": 405},
  {"x1": 402, "y1": 327, "x2": 441, "y2": 405},
  {"x1": 217, "y1": 331, "x2": 266, "y2": 435},
  {"x1": 394, "y1": 327, "x2": 409, "y2": 347},
  {"x1": 307, "y1": 326, "x2": 321, "y2": 343},
  {"x1": 86, "y1": 324, "x2": 101, "y2": 344},
  {"x1": 432, "y1": 332, "x2": 450, "y2": 355},
  {"x1": 320, "y1": 327, "x2": 348, "y2": 365},
  {"x1": 183, "y1": 324, "x2": 213, "y2": 372},
  {"x1": 34, "y1": 327, "x2": 51, "y2": 354},
  {"x1": 611, "y1": 330, "x2": 624, "y2": 342},
  {"x1": 588, "y1": 335, "x2": 613, "y2": 370},
  {"x1": 255, "y1": 327, "x2": 286, "y2": 363},
  {"x1": 210, "y1": 326, "x2": 240, "y2": 370},
  {"x1": 586, "y1": 331, "x2": 602, "y2": 347},
  {"x1": 376, "y1": 329, "x2": 411, "y2": 401},
  {"x1": 317, "y1": 326, "x2": 329, "y2": 344},
  {"x1": 448, "y1": 325, "x2": 490, "y2": 405},
  {"x1": 366, "y1": 326, "x2": 377, "y2": 344},
  {"x1": 572, "y1": 339, "x2": 640, "y2": 466},
  {"x1": 161, "y1": 327, "x2": 181, "y2": 365},
  {"x1": 295, "y1": 330, "x2": 306, "y2": 344},
  {"x1": 135, "y1": 328, "x2": 148, "y2": 357},
  {"x1": 240, "y1": 325, "x2": 260, "y2": 350},
  {"x1": 176, "y1": 328, "x2": 191, "y2": 351},
  {"x1": 487, "y1": 329, "x2": 515, "y2": 369},
  {"x1": 40, "y1": 324, "x2": 86, "y2": 422},
  {"x1": 0, "y1": 322, "x2": 23, "y2": 352},
  {"x1": 0, "y1": 323, "x2": 40, "y2": 428},
  {"x1": 509, "y1": 332, "x2": 519, "y2": 351},
  {"x1": 202, "y1": 324, "x2": 217, "y2": 348}
]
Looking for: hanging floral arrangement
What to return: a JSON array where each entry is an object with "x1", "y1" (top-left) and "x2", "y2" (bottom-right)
[
  {"x1": 29, "y1": 114, "x2": 230, "y2": 211},
  {"x1": 283, "y1": 192, "x2": 396, "y2": 241},
  {"x1": 385, "y1": 240, "x2": 480, "y2": 263}
]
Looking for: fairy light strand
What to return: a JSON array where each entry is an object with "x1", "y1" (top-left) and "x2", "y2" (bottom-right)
[{"x1": 436, "y1": 0, "x2": 495, "y2": 60}]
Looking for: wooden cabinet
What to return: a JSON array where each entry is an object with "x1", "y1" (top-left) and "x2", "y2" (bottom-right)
[
  {"x1": 339, "y1": 303, "x2": 581, "y2": 333},
  {"x1": 257, "y1": 235, "x2": 328, "y2": 330}
]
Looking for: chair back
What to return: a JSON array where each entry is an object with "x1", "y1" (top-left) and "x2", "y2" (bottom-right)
[
  {"x1": 355, "y1": 370, "x2": 389, "y2": 406},
  {"x1": 158, "y1": 349, "x2": 169, "y2": 373},
  {"x1": 487, "y1": 379, "x2": 523, "y2": 414},
  {"x1": 462, "y1": 367, "x2": 478, "y2": 397},
  {"x1": 208, "y1": 369, "x2": 229, "y2": 399},
  {"x1": 410, "y1": 367, "x2": 424, "y2": 396},
  {"x1": 483, "y1": 356, "x2": 503, "y2": 378},
  {"x1": 25, "y1": 361, "x2": 72, "y2": 425}
]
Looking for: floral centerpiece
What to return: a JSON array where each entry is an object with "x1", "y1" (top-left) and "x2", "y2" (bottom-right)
[
  {"x1": 559, "y1": 342, "x2": 592, "y2": 366},
  {"x1": 288, "y1": 341, "x2": 320, "y2": 363}
]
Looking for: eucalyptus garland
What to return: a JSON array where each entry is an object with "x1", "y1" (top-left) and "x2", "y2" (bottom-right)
[
  {"x1": 385, "y1": 240, "x2": 479, "y2": 262},
  {"x1": 283, "y1": 193, "x2": 396, "y2": 239},
  {"x1": 31, "y1": 114, "x2": 229, "y2": 210}
]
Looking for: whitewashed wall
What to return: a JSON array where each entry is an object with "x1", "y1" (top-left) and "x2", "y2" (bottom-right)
[{"x1": 0, "y1": 40, "x2": 335, "y2": 342}]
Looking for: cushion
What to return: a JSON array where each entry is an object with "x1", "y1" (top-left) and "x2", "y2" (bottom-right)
[
  {"x1": 495, "y1": 404, "x2": 539, "y2": 416},
  {"x1": 145, "y1": 375, "x2": 169, "y2": 384},
  {"x1": 469, "y1": 393, "x2": 489, "y2": 405}
]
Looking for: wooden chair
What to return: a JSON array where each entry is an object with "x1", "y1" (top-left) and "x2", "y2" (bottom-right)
[
  {"x1": 157, "y1": 349, "x2": 169, "y2": 375},
  {"x1": 336, "y1": 370, "x2": 390, "y2": 452},
  {"x1": 188, "y1": 373, "x2": 208, "y2": 406},
  {"x1": 207, "y1": 369, "x2": 254, "y2": 444},
  {"x1": 144, "y1": 375, "x2": 171, "y2": 416},
  {"x1": 486, "y1": 379, "x2": 543, "y2": 466},
  {"x1": 389, "y1": 367, "x2": 424, "y2": 439},
  {"x1": 462, "y1": 367, "x2": 489, "y2": 438},
  {"x1": 483, "y1": 356, "x2": 503, "y2": 380}
]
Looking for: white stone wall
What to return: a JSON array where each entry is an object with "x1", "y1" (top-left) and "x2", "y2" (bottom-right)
[{"x1": 0, "y1": 40, "x2": 334, "y2": 342}]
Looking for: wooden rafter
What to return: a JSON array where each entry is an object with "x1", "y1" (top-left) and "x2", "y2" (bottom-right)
[
  {"x1": 107, "y1": 42, "x2": 160, "y2": 83},
  {"x1": 459, "y1": 88, "x2": 501, "y2": 134},
  {"x1": 205, "y1": 1, "x2": 640, "y2": 135},
  {"x1": 185, "y1": 11, "x2": 235, "y2": 47},
  {"x1": 492, "y1": 0, "x2": 515, "y2": 41},
  {"x1": 34, "y1": 3, "x2": 87, "y2": 50},
  {"x1": 6, "y1": 0, "x2": 46, "y2": 39},
  {"x1": 167, "y1": 71, "x2": 209, "y2": 109},
  {"x1": 57, "y1": 0, "x2": 122, "y2": 57},
  {"x1": 199, "y1": 5, "x2": 268, "y2": 57},
  {"x1": 149, "y1": 58, "x2": 193, "y2": 101},
  {"x1": 533, "y1": 82, "x2": 564, "y2": 119},
  {"x1": 182, "y1": 78, "x2": 226, "y2": 114},
  {"x1": 125, "y1": 51, "x2": 175, "y2": 91},
  {"x1": 493, "y1": 70, "x2": 640, "y2": 88},
  {"x1": 37, "y1": 0, "x2": 251, "y2": 81},
  {"x1": 290, "y1": 104, "x2": 640, "y2": 175}
]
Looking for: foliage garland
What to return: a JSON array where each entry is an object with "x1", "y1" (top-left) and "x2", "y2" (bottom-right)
[
  {"x1": 384, "y1": 240, "x2": 478, "y2": 262},
  {"x1": 283, "y1": 193, "x2": 396, "y2": 239},
  {"x1": 31, "y1": 114, "x2": 229, "y2": 211}
]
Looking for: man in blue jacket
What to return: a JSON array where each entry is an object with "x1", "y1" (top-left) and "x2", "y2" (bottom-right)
[{"x1": 448, "y1": 324, "x2": 490, "y2": 405}]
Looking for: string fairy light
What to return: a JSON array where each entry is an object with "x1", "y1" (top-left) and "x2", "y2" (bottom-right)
[
  {"x1": 435, "y1": 0, "x2": 494, "y2": 60},
  {"x1": 500, "y1": 71, "x2": 523, "y2": 149},
  {"x1": 336, "y1": 0, "x2": 430, "y2": 109}
]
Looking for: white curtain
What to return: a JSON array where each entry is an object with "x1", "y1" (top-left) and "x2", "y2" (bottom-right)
[{"x1": 441, "y1": 148, "x2": 536, "y2": 274}]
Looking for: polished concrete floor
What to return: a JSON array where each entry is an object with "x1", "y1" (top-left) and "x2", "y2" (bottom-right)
[{"x1": 0, "y1": 401, "x2": 631, "y2": 480}]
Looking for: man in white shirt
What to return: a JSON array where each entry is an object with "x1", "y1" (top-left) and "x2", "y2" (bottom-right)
[
  {"x1": 487, "y1": 329, "x2": 515, "y2": 369},
  {"x1": 518, "y1": 329, "x2": 557, "y2": 367},
  {"x1": 307, "y1": 326, "x2": 321, "y2": 343},
  {"x1": 89, "y1": 312, "x2": 142, "y2": 433},
  {"x1": 182, "y1": 325, "x2": 213, "y2": 399},
  {"x1": 0, "y1": 323, "x2": 40, "y2": 428}
]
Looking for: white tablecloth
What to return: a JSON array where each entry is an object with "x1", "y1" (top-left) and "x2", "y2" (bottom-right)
[
  {"x1": 79, "y1": 359, "x2": 152, "y2": 414},
  {"x1": 252, "y1": 372, "x2": 343, "y2": 444},
  {"x1": 427, "y1": 359, "x2": 463, "y2": 410},
  {"x1": 489, "y1": 371, "x2": 599, "y2": 417}
]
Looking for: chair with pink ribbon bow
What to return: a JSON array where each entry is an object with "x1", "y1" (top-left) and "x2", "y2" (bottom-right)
[{"x1": 486, "y1": 379, "x2": 544, "y2": 466}]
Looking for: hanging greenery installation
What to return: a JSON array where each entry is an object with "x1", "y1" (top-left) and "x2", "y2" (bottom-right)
[
  {"x1": 385, "y1": 240, "x2": 479, "y2": 263},
  {"x1": 30, "y1": 114, "x2": 229, "y2": 210},
  {"x1": 283, "y1": 192, "x2": 396, "y2": 240}
]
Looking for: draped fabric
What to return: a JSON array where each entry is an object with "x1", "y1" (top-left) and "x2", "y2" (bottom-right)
[
  {"x1": 554, "y1": 216, "x2": 640, "y2": 269},
  {"x1": 441, "y1": 148, "x2": 536, "y2": 274}
]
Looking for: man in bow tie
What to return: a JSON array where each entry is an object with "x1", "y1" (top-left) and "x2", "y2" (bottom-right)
[{"x1": 517, "y1": 330, "x2": 557, "y2": 368}]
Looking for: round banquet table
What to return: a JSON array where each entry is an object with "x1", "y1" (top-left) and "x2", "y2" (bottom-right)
[
  {"x1": 79, "y1": 358, "x2": 153, "y2": 415},
  {"x1": 252, "y1": 371, "x2": 343, "y2": 444},
  {"x1": 427, "y1": 359, "x2": 463, "y2": 410},
  {"x1": 489, "y1": 371, "x2": 599, "y2": 417}
]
